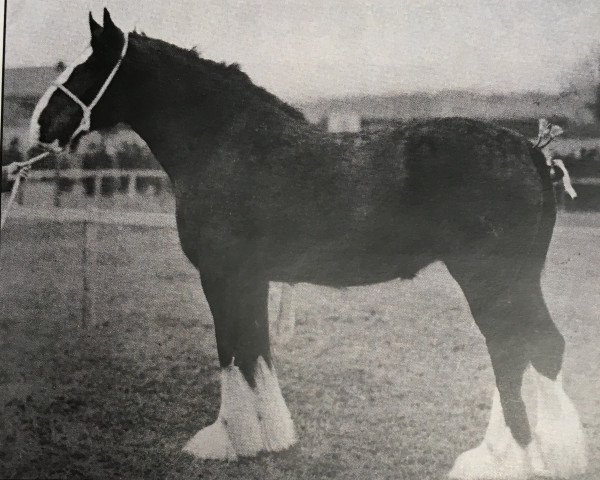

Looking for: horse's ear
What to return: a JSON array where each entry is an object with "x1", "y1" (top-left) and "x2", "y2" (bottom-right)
[
  {"x1": 91, "y1": 8, "x2": 123, "y2": 54},
  {"x1": 103, "y1": 8, "x2": 118, "y2": 33},
  {"x1": 89, "y1": 12, "x2": 102, "y2": 41}
]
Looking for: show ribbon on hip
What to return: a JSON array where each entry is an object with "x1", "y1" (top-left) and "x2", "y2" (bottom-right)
[{"x1": 534, "y1": 118, "x2": 577, "y2": 199}]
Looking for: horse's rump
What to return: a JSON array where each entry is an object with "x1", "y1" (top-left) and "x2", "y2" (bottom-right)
[{"x1": 390, "y1": 118, "x2": 555, "y2": 254}]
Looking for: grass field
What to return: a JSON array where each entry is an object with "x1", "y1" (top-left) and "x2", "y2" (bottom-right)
[{"x1": 1, "y1": 213, "x2": 599, "y2": 479}]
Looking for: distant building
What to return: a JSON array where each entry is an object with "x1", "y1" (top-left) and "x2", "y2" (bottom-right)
[{"x1": 326, "y1": 111, "x2": 362, "y2": 133}]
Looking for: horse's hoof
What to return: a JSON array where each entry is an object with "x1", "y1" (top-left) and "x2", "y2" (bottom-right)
[
  {"x1": 449, "y1": 440, "x2": 530, "y2": 480},
  {"x1": 183, "y1": 419, "x2": 238, "y2": 460}
]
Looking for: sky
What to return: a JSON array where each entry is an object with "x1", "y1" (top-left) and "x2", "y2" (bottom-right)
[{"x1": 3, "y1": 0, "x2": 600, "y2": 100}]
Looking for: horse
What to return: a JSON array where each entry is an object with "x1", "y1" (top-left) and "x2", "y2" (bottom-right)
[{"x1": 30, "y1": 9, "x2": 587, "y2": 479}]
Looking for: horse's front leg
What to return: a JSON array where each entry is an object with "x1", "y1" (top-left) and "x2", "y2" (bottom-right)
[{"x1": 183, "y1": 272, "x2": 296, "y2": 460}]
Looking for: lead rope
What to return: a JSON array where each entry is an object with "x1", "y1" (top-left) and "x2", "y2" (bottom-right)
[
  {"x1": 534, "y1": 118, "x2": 577, "y2": 199},
  {"x1": 1, "y1": 152, "x2": 51, "y2": 230}
]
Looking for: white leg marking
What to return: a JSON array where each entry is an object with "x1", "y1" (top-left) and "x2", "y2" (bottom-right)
[
  {"x1": 532, "y1": 370, "x2": 587, "y2": 477},
  {"x1": 272, "y1": 283, "x2": 296, "y2": 345},
  {"x1": 254, "y1": 357, "x2": 296, "y2": 451},
  {"x1": 181, "y1": 417, "x2": 237, "y2": 460},
  {"x1": 183, "y1": 357, "x2": 296, "y2": 460},
  {"x1": 449, "y1": 389, "x2": 530, "y2": 480}
]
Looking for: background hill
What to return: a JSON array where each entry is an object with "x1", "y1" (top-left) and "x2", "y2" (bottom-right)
[{"x1": 298, "y1": 90, "x2": 598, "y2": 127}]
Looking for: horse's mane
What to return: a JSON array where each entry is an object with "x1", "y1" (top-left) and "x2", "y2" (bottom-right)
[{"x1": 131, "y1": 32, "x2": 305, "y2": 122}]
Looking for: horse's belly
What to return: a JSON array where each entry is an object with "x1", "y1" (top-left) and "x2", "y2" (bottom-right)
[{"x1": 266, "y1": 233, "x2": 435, "y2": 286}]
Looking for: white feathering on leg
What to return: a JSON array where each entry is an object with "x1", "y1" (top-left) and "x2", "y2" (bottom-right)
[
  {"x1": 254, "y1": 357, "x2": 296, "y2": 451},
  {"x1": 183, "y1": 368, "x2": 245, "y2": 460},
  {"x1": 219, "y1": 366, "x2": 264, "y2": 456},
  {"x1": 449, "y1": 388, "x2": 530, "y2": 480},
  {"x1": 183, "y1": 358, "x2": 295, "y2": 459},
  {"x1": 533, "y1": 370, "x2": 587, "y2": 477},
  {"x1": 182, "y1": 418, "x2": 237, "y2": 460}
]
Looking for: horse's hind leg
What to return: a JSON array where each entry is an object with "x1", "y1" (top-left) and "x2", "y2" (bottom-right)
[
  {"x1": 445, "y1": 258, "x2": 585, "y2": 479},
  {"x1": 183, "y1": 271, "x2": 295, "y2": 460},
  {"x1": 526, "y1": 284, "x2": 587, "y2": 478},
  {"x1": 447, "y1": 262, "x2": 531, "y2": 480}
]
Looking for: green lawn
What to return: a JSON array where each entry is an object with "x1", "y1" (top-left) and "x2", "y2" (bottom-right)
[{"x1": 1, "y1": 213, "x2": 598, "y2": 479}]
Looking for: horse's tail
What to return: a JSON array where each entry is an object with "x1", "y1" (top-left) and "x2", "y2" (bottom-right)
[{"x1": 527, "y1": 145, "x2": 558, "y2": 263}]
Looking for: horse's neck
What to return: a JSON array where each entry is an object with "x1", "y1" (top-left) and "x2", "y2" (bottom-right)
[
  {"x1": 127, "y1": 98, "x2": 211, "y2": 169},
  {"x1": 124, "y1": 71, "x2": 269, "y2": 175}
]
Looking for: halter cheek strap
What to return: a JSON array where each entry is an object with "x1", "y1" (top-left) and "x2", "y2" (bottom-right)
[{"x1": 54, "y1": 33, "x2": 129, "y2": 143}]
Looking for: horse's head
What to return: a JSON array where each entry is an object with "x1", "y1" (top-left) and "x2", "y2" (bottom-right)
[{"x1": 30, "y1": 8, "x2": 129, "y2": 151}]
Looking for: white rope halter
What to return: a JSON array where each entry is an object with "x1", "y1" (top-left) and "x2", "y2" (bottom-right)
[
  {"x1": 1, "y1": 34, "x2": 131, "y2": 231},
  {"x1": 53, "y1": 33, "x2": 129, "y2": 144}
]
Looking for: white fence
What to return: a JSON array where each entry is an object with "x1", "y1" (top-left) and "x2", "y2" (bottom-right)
[
  {"x1": 25, "y1": 168, "x2": 167, "y2": 180},
  {"x1": 24, "y1": 168, "x2": 168, "y2": 199}
]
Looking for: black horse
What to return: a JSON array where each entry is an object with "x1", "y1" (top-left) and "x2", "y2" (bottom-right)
[{"x1": 31, "y1": 10, "x2": 587, "y2": 479}]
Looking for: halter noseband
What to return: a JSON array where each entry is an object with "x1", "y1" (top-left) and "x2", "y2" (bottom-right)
[{"x1": 53, "y1": 33, "x2": 129, "y2": 144}]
